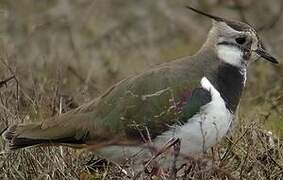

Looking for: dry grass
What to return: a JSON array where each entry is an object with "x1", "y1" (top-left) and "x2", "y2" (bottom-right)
[
  {"x1": 0, "y1": 0, "x2": 283, "y2": 179},
  {"x1": 0, "y1": 102, "x2": 282, "y2": 179}
]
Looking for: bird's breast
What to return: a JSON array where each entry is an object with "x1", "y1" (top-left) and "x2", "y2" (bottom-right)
[
  {"x1": 154, "y1": 77, "x2": 233, "y2": 154},
  {"x1": 94, "y1": 77, "x2": 234, "y2": 162}
]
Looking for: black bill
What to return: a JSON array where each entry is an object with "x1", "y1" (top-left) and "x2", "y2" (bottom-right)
[{"x1": 254, "y1": 48, "x2": 279, "y2": 64}]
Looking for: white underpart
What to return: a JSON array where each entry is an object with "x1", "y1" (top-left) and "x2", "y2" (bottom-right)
[
  {"x1": 217, "y1": 44, "x2": 243, "y2": 68},
  {"x1": 155, "y1": 77, "x2": 233, "y2": 155},
  {"x1": 95, "y1": 77, "x2": 234, "y2": 164}
]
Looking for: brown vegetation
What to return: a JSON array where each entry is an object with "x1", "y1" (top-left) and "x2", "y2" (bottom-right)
[{"x1": 0, "y1": 0, "x2": 282, "y2": 179}]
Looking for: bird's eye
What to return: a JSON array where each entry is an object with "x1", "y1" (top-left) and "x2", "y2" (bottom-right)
[{"x1": 235, "y1": 37, "x2": 246, "y2": 45}]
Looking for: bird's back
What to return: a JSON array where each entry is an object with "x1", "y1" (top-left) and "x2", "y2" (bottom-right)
[
  {"x1": 79, "y1": 53, "x2": 217, "y2": 143},
  {"x1": 3, "y1": 50, "x2": 219, "y2": 151}
]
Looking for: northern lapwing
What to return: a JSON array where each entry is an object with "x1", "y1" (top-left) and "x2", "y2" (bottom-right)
[{"x1": 2, "y1": 7, "x2": 279, "y2": 162}]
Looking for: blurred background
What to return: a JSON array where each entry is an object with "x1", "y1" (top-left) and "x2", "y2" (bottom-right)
[
  {"x1": 0, "y1": 0, "x2": 282, "y2": 134},
  {"x1": 0, "y1": 0, "x2": 282, "y2": 179}
]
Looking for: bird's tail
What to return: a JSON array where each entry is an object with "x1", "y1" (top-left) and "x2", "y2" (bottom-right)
[{"x1": 2, "y1": 122, "x2": 87, "y2": 150}]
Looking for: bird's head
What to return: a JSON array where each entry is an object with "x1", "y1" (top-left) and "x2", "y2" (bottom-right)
[{"x1": 187, "y1": 6, "x2": 279, "y2": 68}]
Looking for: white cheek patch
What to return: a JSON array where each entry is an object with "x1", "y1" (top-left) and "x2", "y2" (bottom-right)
[{"x1": 217, "y1": 45, "x2": 243, "y2": 68}]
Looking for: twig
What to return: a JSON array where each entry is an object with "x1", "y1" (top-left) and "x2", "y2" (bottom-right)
[
  {"x1": 211, "y1": 165, "x2": 239, "y2": 180},
  {"x1": 168, "y1": 138, "x2": 181, "y2": 180},
  {"x1": 144, "y1": 138, "x2": 179, "y2": 168},
  {"x1": 67, "y1": 65, "x2": 99, "y2": 93},
  {"x1": 133, "y1": 138, "x2": 180, "y2": 180},
  {"x1": 221, "y1": 122, "x2": 256, "y2": 161},
  {"x1": 0, "y1": 58, "x2": 20, "y2": 113},
  {"x1": 0, "y1": 75, "x2": 15, "y2": 89}
]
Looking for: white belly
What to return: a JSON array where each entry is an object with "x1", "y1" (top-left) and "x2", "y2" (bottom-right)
[
  {"x1": 155, "y1": 77, "x2": 233, "y2": 154},
  {"x1": 96, "y1": 77, "x2": 233, "y2": 162}
]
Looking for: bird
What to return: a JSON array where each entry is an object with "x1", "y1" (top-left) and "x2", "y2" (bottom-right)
[{"x1": 2, "y1": 6, "x2": 279, "y2": 163}]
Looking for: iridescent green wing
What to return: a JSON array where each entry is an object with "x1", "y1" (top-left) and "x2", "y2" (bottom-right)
[{"x1": 91, "y1": 63, "x2": 211, "y2": 141}]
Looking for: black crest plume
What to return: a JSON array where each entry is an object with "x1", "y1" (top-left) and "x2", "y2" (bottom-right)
[{"x1": 186, "y1": 6, "x2": 224, "y2": 21}]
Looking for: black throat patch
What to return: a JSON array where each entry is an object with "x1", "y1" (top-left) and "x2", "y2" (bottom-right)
[{"x1": 211, "y1": 63, "x2": 246, "y2": 113}]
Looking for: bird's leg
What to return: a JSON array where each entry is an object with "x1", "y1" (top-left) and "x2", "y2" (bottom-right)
[
  {"x1": 133, "y1": 137, "x2": 180, "y2": 179},
  {"x1": 168, "y1": 138, "x2": 181, "y2": 180},
  {"x1": 144, "y1": 137, "x2": 179, "y2": 168},
  {"x1": 211, "y1": 146, "x2": 221, "y2": 162}
]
